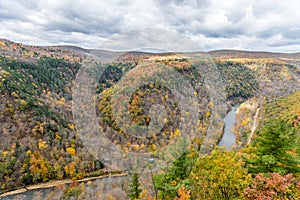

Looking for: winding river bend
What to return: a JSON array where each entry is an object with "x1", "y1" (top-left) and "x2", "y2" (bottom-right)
[{"x1": 218, "y1": 104, "x2": 239, "y2": 150}]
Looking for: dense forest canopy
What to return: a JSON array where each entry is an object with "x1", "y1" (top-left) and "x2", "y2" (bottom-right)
[{"x1": 0, "y1": 39, "x2": 299, "y2": 199}]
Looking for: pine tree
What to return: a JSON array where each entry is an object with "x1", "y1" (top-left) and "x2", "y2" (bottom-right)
[
  {"x1": 129, "y1": 173, "x2": 142, "y2": 200},
  {"x1": 248, "y1": 119, "x2": 300, "y2": 175},
  {"x1": 153, "y1": 147, "x2": 196, "y2": 200}
]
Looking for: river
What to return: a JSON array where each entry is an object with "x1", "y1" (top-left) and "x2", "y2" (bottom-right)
[
  {"x1": 0, "y1": 174, "x2": 128, "y2": 200},
  {"x1": 218, "y1": 104, "x2": 239, "y2": 150}
]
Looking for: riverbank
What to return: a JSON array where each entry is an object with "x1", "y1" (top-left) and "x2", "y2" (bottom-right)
[
  {"x1": 0, "y1": 172, "x2": 127, "y2": 198},
  {"x1": 232, "y1": 99, "x2": 261, "y2": 147}
]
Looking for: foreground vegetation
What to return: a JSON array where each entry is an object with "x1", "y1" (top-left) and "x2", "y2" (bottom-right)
[{"x1": 129, "y1": 118, "x2": 299, "y2": 199}]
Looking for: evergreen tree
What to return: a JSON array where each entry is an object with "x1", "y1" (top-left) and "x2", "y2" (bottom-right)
[
  {"x1": 248, "y1": 119, "x2": 300, "y2": 175},
  {"x1": 129, "y1": 173, "x2": 142, "y2": 200},
  {"x1": 154, "y1": 148, "x2": 196, "y2": 200}
]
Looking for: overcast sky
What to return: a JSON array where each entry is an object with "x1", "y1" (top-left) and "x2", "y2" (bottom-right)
[{"x1": 0, "y1": 0, "x2": 300, "y2": 52}]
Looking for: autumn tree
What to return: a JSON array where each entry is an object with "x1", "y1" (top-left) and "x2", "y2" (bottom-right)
[
  {"x1": 244, "y1": 173, "x2": 300, "y2": 200},
  {"x1": 174, "y1": 185, "x2": 191, "y2": 200},
  {"x1": 190, "y1": 147, "x2": 252, "y2": 200}
]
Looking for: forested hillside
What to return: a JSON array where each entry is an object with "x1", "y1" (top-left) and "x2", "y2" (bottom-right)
[
  {"x1": 0, "y1": 56, "x2": 105, "y2": 192},
  {"x1": 0, "y1": 39, "x2": 299, "y2": 199}
]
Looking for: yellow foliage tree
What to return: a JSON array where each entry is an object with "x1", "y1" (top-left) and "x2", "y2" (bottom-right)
[
  {"x1": 29, "y1": 151, "x2": 49, "y2": 182},
  {"x1": 66, "y1": 147, "x2": 76, "y2": 156},
  {"x1": 64, "y1": 162, "x2": 76, "y2": 178},
  {"x1": 190, "y1": 147, "x2": 252, "y2": 199},
  {"x1": 38, "y1": 139, "x2": 48, "y2": 150}
]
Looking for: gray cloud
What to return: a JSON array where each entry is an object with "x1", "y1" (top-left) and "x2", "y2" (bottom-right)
[
  {"x1": 0, "y1": 0, "x2": 299, "y2": 52},
  {"x1": 99, "y1": 28, "x2": 205, "y2": 52}
]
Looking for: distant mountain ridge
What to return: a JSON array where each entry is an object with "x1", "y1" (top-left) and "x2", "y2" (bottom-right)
[
  {"x1": 1, "y1": 38, "x2": 300, "y2": 59},
  {"x1": 208, "y1": 49, "x2": 300, "y2": 59}
]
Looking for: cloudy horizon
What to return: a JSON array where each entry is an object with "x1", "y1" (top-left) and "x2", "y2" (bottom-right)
[{"x1": 0, "y1": 0, "x2": 300, "y2": 52}]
